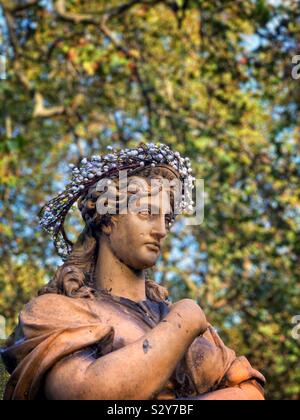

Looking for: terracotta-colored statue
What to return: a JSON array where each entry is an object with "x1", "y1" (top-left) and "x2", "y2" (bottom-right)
[{"x1": 1, "y1": 143, "x2": 265, "y2": 400}]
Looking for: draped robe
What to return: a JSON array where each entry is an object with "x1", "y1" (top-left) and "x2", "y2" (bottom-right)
[{"x1": 1, "y1": 291, "x2": 265, "y2": 400}]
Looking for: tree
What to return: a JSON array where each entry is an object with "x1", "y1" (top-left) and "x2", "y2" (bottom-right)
[{"x1": 0, "y1": 0, "x2": 299, "y2": 399}]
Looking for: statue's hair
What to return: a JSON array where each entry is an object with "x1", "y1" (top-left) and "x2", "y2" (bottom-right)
[{"x1": 39, "y1": 166, "x2": 180, "y2": 303}]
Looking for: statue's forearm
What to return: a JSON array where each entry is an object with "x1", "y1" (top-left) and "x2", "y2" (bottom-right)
[
  {"x1": 86, "y1": 315, "x2": 199, "y2": 399},
  {"x1": 45, "y1": 310, "x2": 199, "y2": 400},
  {"x1": 189, "y1": 381, "x2": 265, "y2": 401}
]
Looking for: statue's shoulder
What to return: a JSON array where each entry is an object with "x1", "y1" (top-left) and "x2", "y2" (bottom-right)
[
  {"x1": 21, "y1": 293, "x2": 93, "y2": 324},
  {"x1": 25, "y1": 292, "x2": 86, "y2": 311}
]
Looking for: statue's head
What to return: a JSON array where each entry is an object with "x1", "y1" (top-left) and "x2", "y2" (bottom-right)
[
  {"x1": 78, "y1": 165, "x2": 179, "y2": 271},
  {"x1": 40, "y1": 164, "x2": 181, "y2": 301},
  {"x1": 39, "y1": 143, "x2": 194, "y2": 302}
]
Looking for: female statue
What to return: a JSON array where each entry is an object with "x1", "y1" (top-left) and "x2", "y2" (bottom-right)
[{"x1": 1, "y1": 143, "x2": 265, "y2": 400}]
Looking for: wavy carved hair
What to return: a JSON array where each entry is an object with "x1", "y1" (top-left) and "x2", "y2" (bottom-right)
[{"x1": 39, "y1": 165, "x2": 181, "y2": 303}]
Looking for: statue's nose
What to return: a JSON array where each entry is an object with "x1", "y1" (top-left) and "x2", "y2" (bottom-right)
[{"x1": 151, "y1": 214, "x2": 167, "y2": 240}]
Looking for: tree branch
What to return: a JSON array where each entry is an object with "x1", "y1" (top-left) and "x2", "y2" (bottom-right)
[
  {"x1": 9, "y1": 0, "x2": 41, "y2": 14},
  {"x1": 1, "y1": 5, "x2": 65, "y2": 118},
  {"x1": 54, "y1": 0, "x2": 101, "y2": 24},
  {"x1": 1, "y1": 5, "x2": 21, "y2": 58},
  {"x1": 33, "y1": 92, "x2": 65, "y2": 118},
  {"x1": 104, "y1": 0, "x2": 163, "y2": 21},
  {"x1": 54, "y1": 0, "x2": 164, "y2": 25},
  {"x1": 53, "y1": 0, "x2": 164, "y2": 135}
]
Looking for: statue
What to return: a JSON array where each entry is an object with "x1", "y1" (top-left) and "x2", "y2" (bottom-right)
[{"x1": 0, "y1": 143, "x2": 266, "y2": 400}]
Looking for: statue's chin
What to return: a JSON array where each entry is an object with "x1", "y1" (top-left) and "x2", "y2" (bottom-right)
[
  {"x1": 127, "y1": 256, "x2": 158, "y2": 271},
  {"x1": 118, "y1": 247, "x2": 160, "y2": 270}
]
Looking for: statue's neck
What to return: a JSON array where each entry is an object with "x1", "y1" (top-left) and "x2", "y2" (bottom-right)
[{"x1": 94, "y1": 236, "x2": 146, "y2": 303}]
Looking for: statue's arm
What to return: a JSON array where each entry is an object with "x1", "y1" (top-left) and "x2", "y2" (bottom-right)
[
  {"x1": 190, "y1": 380, "x2": 265, "y2": 400},
  {"x1": 44, "y1": 299, "x2": 207, "y2": 400}
]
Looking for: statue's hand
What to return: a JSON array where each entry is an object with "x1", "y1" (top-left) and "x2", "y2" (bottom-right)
[
  {"x1": 170, "y1": 299, "x2": 208, "y2": 336},
  {"x1": 223, "y1": 356, "x2": 266, "y2": 388}
]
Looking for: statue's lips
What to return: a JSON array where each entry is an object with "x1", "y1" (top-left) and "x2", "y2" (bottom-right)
[{"x1": 145, "y1": 243, "x2": 161, "y2": 252}]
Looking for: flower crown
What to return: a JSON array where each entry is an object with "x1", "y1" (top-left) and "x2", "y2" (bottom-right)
[{"x1": 39, "y1": 142, "x2": 195, "y2": 260}]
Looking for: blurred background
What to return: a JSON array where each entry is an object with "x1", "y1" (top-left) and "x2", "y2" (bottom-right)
[{"x1": 0, "y1": 0, "x2": 299, "y2": 400}]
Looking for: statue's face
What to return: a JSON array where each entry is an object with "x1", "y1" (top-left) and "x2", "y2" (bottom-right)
[{"x1": 106, "y1": 177, "x2": 174, "y2": 270}]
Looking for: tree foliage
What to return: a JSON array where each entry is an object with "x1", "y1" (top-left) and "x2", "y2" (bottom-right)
[{"x1": 0, "y1": 0, "x2": 299, "y2": 400}]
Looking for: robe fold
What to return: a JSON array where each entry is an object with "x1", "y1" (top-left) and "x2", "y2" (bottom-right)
[{"x1": 1, "y1": 292, "x2": 265, "y2": 400}]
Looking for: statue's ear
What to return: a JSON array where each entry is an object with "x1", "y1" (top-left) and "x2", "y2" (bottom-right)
[
  {"x1": 101, "y1": 223, "x2": 113, "y2": 235},
  {"x1": 101, "y1": 215, "x2": 118, "y2": 236}
]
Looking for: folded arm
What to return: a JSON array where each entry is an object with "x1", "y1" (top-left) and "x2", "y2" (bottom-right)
[
  {"x1": 45, "y1": 299, "x2": 207, "y2": 400},
  {"x1": 184, "y1": 325, "x2": 266, "y2": 400},
  {"x1": 188, "y1": 380, "x2": 265, "y2": 400}
]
